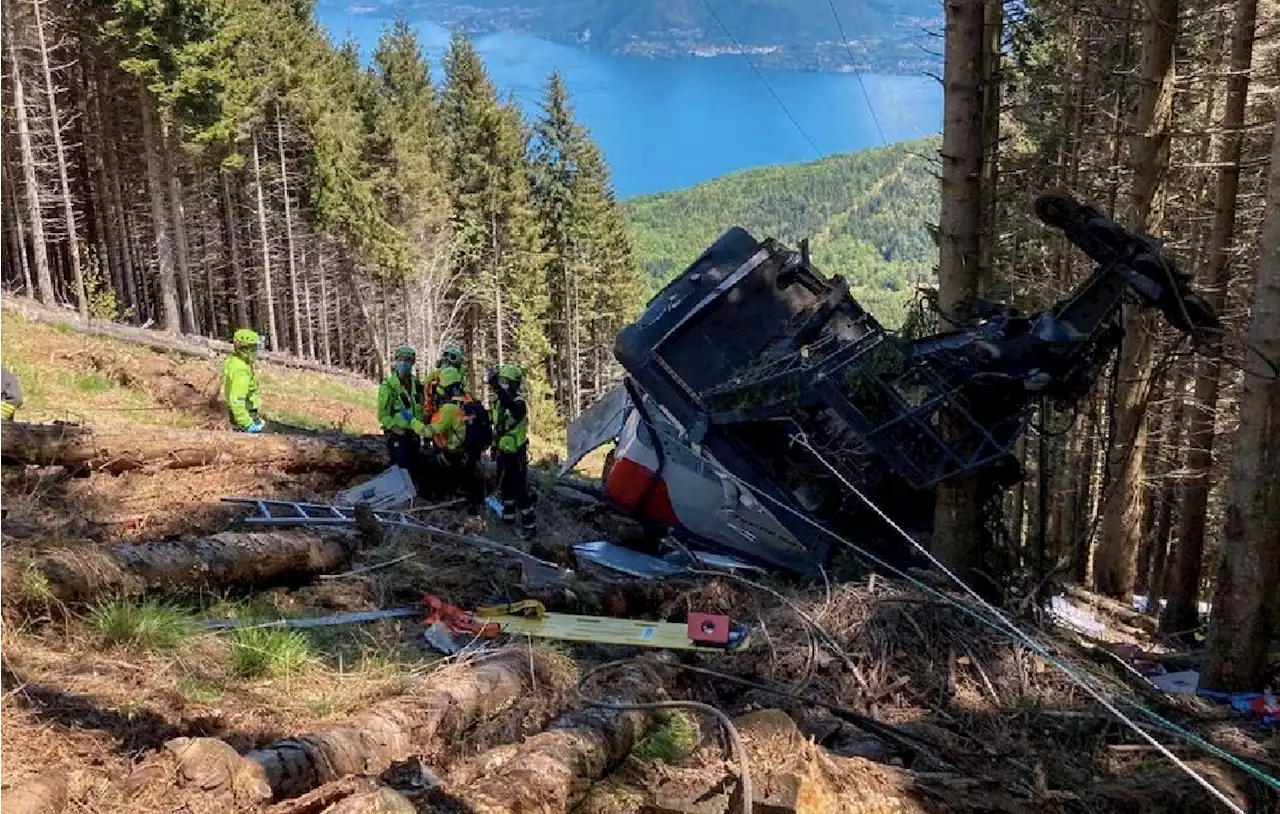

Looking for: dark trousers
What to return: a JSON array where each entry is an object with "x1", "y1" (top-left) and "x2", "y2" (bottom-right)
[
  {"x1": 496, "y1": 445, "x2": 535, "y2": 535},
  {"x1": 385, "y1": 431, "x2": 424, "y2": 495},
  {"x1": 495, "y1": 447, "x2": 532, "y2": 510},
  {"x1": 422, "y1": 445, "x2": 484, "y2": 511}
]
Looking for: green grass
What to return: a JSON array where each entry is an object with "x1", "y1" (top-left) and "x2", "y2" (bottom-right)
[
  {"x1": 178, "y1": 677, "x2": 225, "y2": 703},
  {"x1": 229, "y1": 626, "x2": 316, "y2": 679},
  {"x1": 89, "y1": 597, "x2": 195, "y2": 651},
  {"x1": 631, "y1": 711, "x2": 698, "y2": 763},
  {"x1": 75, "y1": 374, "x2": 113, "y2": 393}
]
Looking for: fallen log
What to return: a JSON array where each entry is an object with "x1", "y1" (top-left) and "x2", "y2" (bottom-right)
[
  {"x1": 2, "y1": 529, "x2": 357, "y2": 605},
  {"x1": 436, "y1": 657, "x2": 671, "y2": 813},
  {"x1": 1062, "y1": 584, "x2": 1158, "y2": 634},
  {"x1": 0, "y1": 772, "x2": 68, "y2": 814},
  {"x1": 141, "y1": 649, "x2": 568, "y2": 804},
  {"x1": 1, "y1": 422, "x2": 386, "y2": 475},
  {"x1": 2, "y1": 295, "x2": 374, "y2": 385}
]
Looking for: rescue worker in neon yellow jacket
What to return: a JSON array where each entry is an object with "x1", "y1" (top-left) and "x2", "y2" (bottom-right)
[
  {"x1": 378, "y1": 345, "x2": 428, "y2": 493},
  {"x1": 1, "y1": 365, "x2": 23, "y2": 421},
  {"x1": 424, "y1": 342, "x2": 466, "y2": 415},
  {"x1": 488, "y1": 363, "x2": 536, "y2": 539},
  {"x1": 222, "y1": 329, "x2": 265, "y2": 433},
  {"x1": 418, "y1": 366, "x2": 488, "y2": 513}
]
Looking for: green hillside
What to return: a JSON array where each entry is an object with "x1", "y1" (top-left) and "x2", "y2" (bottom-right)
[{"x1": 624, "y1": 136, "x2": 940, "y2": 327}]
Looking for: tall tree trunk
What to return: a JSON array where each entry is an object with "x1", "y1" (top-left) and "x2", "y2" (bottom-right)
[
  {"x1": 275, "y1": 106, "x2": 302, "y2": 357},
  {"x1": 5, "y1": 172, "x2": 35, "y2": 297},
  {"x1": 1093, "y1": 0, "x2": 1177, "y2": 599},
  {"x1": 195, "y1": 167, "x2": 218, "y2": 337},
  {"x1": 932, "y1": 0, "x2": 986, "y2": 574},
  {"x1": 251, "y1": 133, "x2": 278, "y2": 350},
  {"x1": 976, "y1": 0, "x2": 1001, "y2": 295},
  {"x1": 162, "y1": 124, "x2": 196, "y2": 334},
  {"x1": 138, "y1": 87, "x2": 182, "y2": 332},
  {"x1": 99, "y1": 77, "x2": 138, "y2": 323},
  {"x1": 1201, "y1": 109, "x2": 1280, "y2": 692},
  {"x1": 30, "y1": 0, "x2": 86, "y2": 316},
  {"x1": 303, "y1": 242, "x2": 316, "y2": 360},
  {"x1": 318, "y1": 246, "x2": 332, "y2": 366},
  {"x1": 220, "y1": 172, "x2": 248, "y2": 328},
  {"x1": 1161, "y1": 0, "x2": 1255, "y2": 634},
  {"x1": 8, "y1": 15, "x2": 56, "y2": 306}
]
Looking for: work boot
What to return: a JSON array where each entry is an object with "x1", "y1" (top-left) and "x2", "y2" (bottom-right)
[{"x1": 518, "y1": 506, "x2": 537, "y2": 540}]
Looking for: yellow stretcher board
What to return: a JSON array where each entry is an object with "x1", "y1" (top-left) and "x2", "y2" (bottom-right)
[{"x1": 477, "y1": 611, "x2": 751, "y2": 652}]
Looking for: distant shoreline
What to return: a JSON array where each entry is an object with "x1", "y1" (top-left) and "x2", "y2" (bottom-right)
[{"x1": 327, "y1": 4, "x2": 941, "y2": 77}]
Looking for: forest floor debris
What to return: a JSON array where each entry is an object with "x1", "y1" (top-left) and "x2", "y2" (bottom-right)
[{"x1": 2, "y1": 315, "x2": 1277, "y2": 814}]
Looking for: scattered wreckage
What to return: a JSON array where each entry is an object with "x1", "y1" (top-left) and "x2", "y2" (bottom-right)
[{"x1": 565, "y1": 191, "x2": 1222, "y2": 575}]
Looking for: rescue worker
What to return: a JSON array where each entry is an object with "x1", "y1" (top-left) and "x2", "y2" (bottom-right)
[
  {"x1": 424, "y1": 342, "x2": 466, "y2": 414},
  {"x1": 378, "y1": 346, "x2": 428, "y2": 491},
  {"x1": 1, "y1": 365, "x2": 23, "y2": 421},
  {"x1": 488, "y1": 363, "x2": 536, "y2": 539},
  {"x1": 223, "y1": 329, "x2": 265, "y2": 433},
  {"x1": 419, "y1": 366, "x2": 486, "y2": 513}
]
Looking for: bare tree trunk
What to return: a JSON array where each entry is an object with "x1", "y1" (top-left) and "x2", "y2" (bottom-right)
[
  {"x1": 1093, "y1": 0, "x2": 1177, "y2": 599},
  {"x1": 275, "y1": 105, "x2": 302, "y2": 357},
  {"x1": 1201, "y1": 109, "x2": 1280, "y2": 692},
  {"x1": 976, "y1": 0, "x2": 1001, "y2": 295},
  {"x1": 318, "y1": 246, "x2": 332, "y2": 365},
  {"x1": 251, "y1": 133, "x2": 278, "y2": 349},
  {"x1": 7, "y1": 14, "x2": 56, "y2": 305},
  {"x1": 98, "y1": 75, "x2": 138, "y2": 322},
  {"x1": 932, "y1": 0, "x2": 986, "y2": 573},
  {"x1": 195, "y1": 167, "x2": 218, "y2": 337},
  {"x1": 30, "y1": 0, "x2": 86, "y2": 316},
  {"x1": 162, "y1": 124, "x2": 197, "y2": 334},
  {"x1": 303, "y1": 242, "x2": 316, "y2": 360},
  {"x1": 138, "y1": 87, "x2": 182, "y2": 332},
  {"x1": 5, "y1": 172, "x2": 35, "y2": 297},
  {"x1": 219, "y1": 172, "x2": 248, "y2": 328},
  {"x1": 1161, "y1": 0, "x2": 1255, "y2": 636}
]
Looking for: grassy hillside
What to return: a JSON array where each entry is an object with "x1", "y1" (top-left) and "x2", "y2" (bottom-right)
[{"x1": 624, "y1": 136, "x2": 940, "y2": 327}]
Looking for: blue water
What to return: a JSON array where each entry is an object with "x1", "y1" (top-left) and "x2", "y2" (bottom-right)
[{"x1": 316, "y1": 6, "x2": 943, "y2": 198}]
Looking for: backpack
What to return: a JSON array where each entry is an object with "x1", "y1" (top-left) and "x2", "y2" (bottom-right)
[{"x1": 460, "y1": 397, "x2": 493, "y2": 452}]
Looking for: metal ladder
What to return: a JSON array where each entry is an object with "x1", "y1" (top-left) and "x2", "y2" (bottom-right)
[
  {"x1": 220, "y1": 497, "x2": 573, "y2": 579},
  {"x1": 221, "y1": 497, "x2": 425, "y2": 529}
]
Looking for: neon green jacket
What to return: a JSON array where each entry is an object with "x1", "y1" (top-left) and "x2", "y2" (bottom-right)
[
  {"x1": 378, "y1": 374, "x2": 426, "y2": 431},
  {"x1": 426, "y1": 401, "x2": 468, "y2": 451},
  {"x1": 222, "y1": 351, "x2": 261, "y2": 429},
  {"x1": 491, "y1": 394, "x2": 528, "y2": 454}
]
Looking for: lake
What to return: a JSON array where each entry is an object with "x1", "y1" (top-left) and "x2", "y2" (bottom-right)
[{"x1": 316, "y1": 6, "x2": 943, "y2": 198}]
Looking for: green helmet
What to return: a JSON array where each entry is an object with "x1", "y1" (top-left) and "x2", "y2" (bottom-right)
[
  {"x1": 439, "y1": 343, "x2": 465, "y2": 368},
  {"x1": 498, "y1": 363, "x2": 523, "y2": 384},
  {"x1": 393, "y1": 345, "x2": 417, "y2": 362},
  {"x1": 438, "y1": 366, "x2": 464, "y2": 390},
  {"x1": 233, "y1": 328, "x2": 261, "y2": 350}
]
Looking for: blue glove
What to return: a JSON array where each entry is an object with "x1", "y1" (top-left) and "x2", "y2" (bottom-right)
[
  {"x1": 399, "y1": 409, "x2": 413, "y2": 422},
  {"x1": 246, "y1": 418, "x2": 265, "y2": 434}
]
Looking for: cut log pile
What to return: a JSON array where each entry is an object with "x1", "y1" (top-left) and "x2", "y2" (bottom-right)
[
  {"x1": 1, "y1": 422, "x2": 386, "y2": 474},
  {"x1": 436, "y1": 658, "x2": 671, "y2": 813},
  {"x1": 2, "y1": 530, "x2": 358, "y2": 605},
  {"x1": 137, "y1": 649, "x2": 570, "y2": 808}
]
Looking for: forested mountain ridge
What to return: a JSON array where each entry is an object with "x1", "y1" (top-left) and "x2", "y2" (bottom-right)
[
  {"x1": 1, "y1": 0, "x2": 645, "y2": 436},
  {"x1": 359, "y1": 0, "x2": 942, "y2": 73},
  {"x1": 625, "y1": 136, "x2": 939, "y2": 325}
]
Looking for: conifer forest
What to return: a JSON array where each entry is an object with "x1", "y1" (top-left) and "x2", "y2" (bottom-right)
[{"x1": 1, "y1": 0, "x2": 646, "y2": 431}]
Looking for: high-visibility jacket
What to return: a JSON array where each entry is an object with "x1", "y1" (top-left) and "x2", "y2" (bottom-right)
[
  {"x1": 1, "y1": 365, "x2": 21, "y2": 421},
  {"x1": 222, "y1": 351, "x2": 261, "y2": 429},
  {"x1": 424, "y1": 365, "x2": 466, "y2": 414},
  {"x1": 428, "y1": 401, "x2": 467, "y2": 451},
  {"x1": 491, "y1": 394, "x2": 528, "y2": 454},
  {"x1": 378, "y1": 373, "x2": 426, "y2": 431}
]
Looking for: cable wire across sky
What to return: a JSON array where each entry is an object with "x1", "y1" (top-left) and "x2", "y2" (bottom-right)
[{"x1": 697, "y1": 0, "x2": 824, "y2": 157}]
